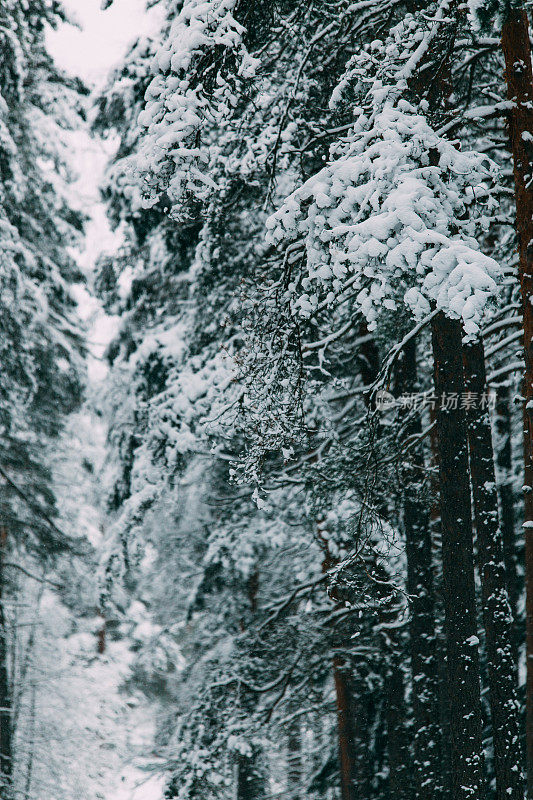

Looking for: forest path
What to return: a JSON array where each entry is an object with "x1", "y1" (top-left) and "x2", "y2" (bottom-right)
[{"x1": 25, "y1": 590, "x2": 164, "y2": 800}]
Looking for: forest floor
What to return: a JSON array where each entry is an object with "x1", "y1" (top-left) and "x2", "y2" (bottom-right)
[{"x1": 28, "y1": 591, "x2": 164, "y2": 800}]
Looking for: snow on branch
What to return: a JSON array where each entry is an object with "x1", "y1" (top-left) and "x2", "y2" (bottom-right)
[
  {"x1": 266, "y1": 18, "x2": 502, "y2": 337},
  {"x1": 135, "y1": 0, "x2": 260, "y2": 214}
]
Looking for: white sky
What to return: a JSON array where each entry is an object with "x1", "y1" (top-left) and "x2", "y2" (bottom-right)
[
  {"x1": 46, "y1": 0, "x2": 166, "y2": 382},
  {"x1": 47, "y1": 0, "x2": 163, "y2": 86}
]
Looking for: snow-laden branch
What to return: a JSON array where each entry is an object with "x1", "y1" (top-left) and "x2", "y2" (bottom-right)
[{"x1": 266, "y1": 13, "x2": 503, "y2": 341}]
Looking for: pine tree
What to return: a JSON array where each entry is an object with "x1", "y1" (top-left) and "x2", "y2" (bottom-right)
[
  {"x1": 397, "y1": 339, "x2": 444, "y2": 800},
  {"x1": 93, "y1": 2, "x2": 533, "y2": 798},
  {"x1": 463, "y1": 336, "x2": 524, "y2": 800},
  {"x1": 0, "y1": 4, "x2": 85, "y2": 794},
  {"x1": 500, "y1": 9, "x2": 533, "y2": 794},
  {"x1": 432, "y1": 313, "x2": 486, "y2": 800}
]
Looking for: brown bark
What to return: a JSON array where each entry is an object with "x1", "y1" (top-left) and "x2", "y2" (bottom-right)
[
  {"x1": 431, "y1": 312, "x2": 485, "y2": 800},
  {"x1": 332, "y1": 656, "x2": 358, "y2": 800},
  {"x1": 320, "y1": 537, "x2": 358, "y2": 800},
  {"x1": 97, "y1": 610, "x2": 106, "y2": 655},
  {"x1": 463, "y1": 338, "x2": 524, "y2": 800},
  {"x1": 501, "y1": 10, "x2": 533, "y2": 795}
]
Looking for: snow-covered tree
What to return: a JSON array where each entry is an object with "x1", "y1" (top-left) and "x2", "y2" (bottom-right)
[
  {"x1": 91, "y1": 1, "x2": 533, "y2": 799},
  {"x1": 0, "y1": 3, "x2": 87, "y2": 795}
]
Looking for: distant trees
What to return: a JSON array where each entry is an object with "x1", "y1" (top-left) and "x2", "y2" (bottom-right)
[{"x1": 0, "y1": 2, "x2": 86, "y2": 795}]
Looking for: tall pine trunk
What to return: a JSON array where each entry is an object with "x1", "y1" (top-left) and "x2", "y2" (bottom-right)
[
  {"x1": 495, "y1": 383, "x2": 521, "y2": 660},
  {"x1": 463, "y1": 337, "x2": 524, "y2": 800},
  {"x1": 429, "y1": 407, "x2": 455, "y2": 800},
  {"x1": 321, "y1": 328, "x2": 381, "y2": 800},
  {"x1": 501, "y1": 9, "x2": 533, "y2": 794},
  {"x1": 287, "y1": 717, "x2": 301, "y2": 800},
  {"x1": 0, "y1": 528, "x2": 12, "y2": 799},
  {"x1": 431, "y1": 312, "x2": 485, "y2": 800},
  {"x1": 398, "y1": 338, "x2": 444, "y2": 799},
  {"x1": 97, "y1": 609, "x2": 106, "y2": 655},
  {"x1": 322, "y1": 542, "x2": 358, "y2": 800},
  {"x1": 236, "y1": 742, "x2": 266, "y2": 800},
  {"x1": 383, "y1": 649, "x2": 411, "y2": 800},
  {"x1": 332, "y1": 656, "x2": 358, "y2": 800},
  {"x1": 237, "y1": 572, "x2": 266, "y2": 800}
]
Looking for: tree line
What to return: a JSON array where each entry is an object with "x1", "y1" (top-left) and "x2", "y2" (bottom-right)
[
  {"x1": 92, "y1": 1, "x2": 533, "y2": 799},
  {"x1": 3, "y1": 1, "x2": 533, "y2": 800}
]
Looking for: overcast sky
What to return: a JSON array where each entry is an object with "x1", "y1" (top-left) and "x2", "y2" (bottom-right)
[
  {"x1": 47, "y1": 0, "x2": 163, "y2": 86},
  {"x1": 45, "y1": 0, "x2": 166, "y2": 381}
]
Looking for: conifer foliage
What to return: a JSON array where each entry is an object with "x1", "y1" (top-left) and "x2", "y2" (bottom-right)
[
  {"x1": 6, "y1": 0, "x2": 533, "y2": 799},
  {"x1": 91, "y1": 0, "x2": 533, "y2": 798},
  {"x1": 0, "y1": 2, "x2": 86, "y2": 796}
]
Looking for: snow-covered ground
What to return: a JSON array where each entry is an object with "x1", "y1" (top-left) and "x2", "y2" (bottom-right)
[{"x1": 26, "y1": 593, "x2": 164, "y2": 800}]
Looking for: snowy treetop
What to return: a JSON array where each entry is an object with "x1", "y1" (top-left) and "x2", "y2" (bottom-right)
[
  {"x1": 135, "y1": 0, "x2": 259, "y2": 213},
  {"x1": 266, "y1": 17, "x2": 502, "y2": 336}
]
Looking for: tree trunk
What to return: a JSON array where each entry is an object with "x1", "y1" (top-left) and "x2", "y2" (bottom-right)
[
  {"x1": 97, "y1": 609, "x2": 106, "y2": 655},
  {"x1": 495, "y1": 383, "x2": 521, "y2": 661},
  {"x1": 236, "y1": 572, "x2": 266, "y2": 800},
  {"x1": 353, "y1": 679, "x2": 373, "y2": 799},
  {"x1": 463, "y1": 337, "x2": 524, "y2": 800},
  {"x1": 501, "y1": 10, "x2": 533, "y2": 795},
  {"x1": 429, "y1": 406, "x2": 455, "y2": 800},
  {"x1": 383, "y1": 651, "x2": 411, "y2": 800},
  {"x1": 397, "y1": 338, "x2": 444, "y2": 799},
  {"x1": 287, "y1": 717, "x2": 302, "y2": 800},
  {"x1": 236, "y1": 745, "x2": 266, "y2": 800},
  {"x1": 23, "y1": 683, "x2": 36, "y2": 800},
  {"x1": 0, "y1": 528, "x2": 12, "y2": 799},
  {"x1": 320, "y1": 511, "x2": 365, "y2": 800},
  {"x1": 332, "y1": 657, "x2": 358, "y2": 800},
  {"x1": 431, "y1": 312, "x2": 486, "y2": 800},
  {"x1": 236, "y1": 680, "x2": 266, "y2": 800}
]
